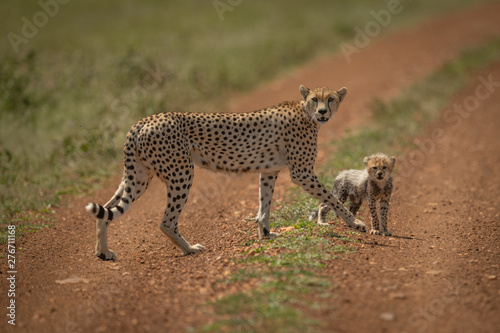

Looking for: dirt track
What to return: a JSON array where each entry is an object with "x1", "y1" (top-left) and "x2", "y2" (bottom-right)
[{"x1": 2, "y1": 2, "x2": 500, "y2": 333}]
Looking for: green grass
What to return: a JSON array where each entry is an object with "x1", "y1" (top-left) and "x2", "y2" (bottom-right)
[
  {"x1": 195, "y1": 37, "x2": 500, "y2": 332},
  {"x1": 197, "y1": 197, "x2": 359, "y2": 333},
  {"x1": 0, "y1": 0, "x2": 486, "y2": 222}
]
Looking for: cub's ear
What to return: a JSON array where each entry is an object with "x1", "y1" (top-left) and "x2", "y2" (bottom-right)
[
  {"x1": 337, "y1": 87, "x2": 347, "y2": 102},
  {"x1": 389, "y1": 156, "x2": 397, "y2": 167},
  {"x1": 299, "y1": 85, "x2": 310, "y2": 101},
  {"x1": 363, "y1": 156, "x2": 370, "y2": 166}
]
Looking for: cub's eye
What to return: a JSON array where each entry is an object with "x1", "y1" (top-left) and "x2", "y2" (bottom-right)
[
  {"x1": 382, "y1": 166, "x2": 387, "y2": 169},
  {"x1": 328, "y1": 97, "x2": 334, "y2": 102},
  {"x1": 372, "y1": 166, "x2": 377, "y2": 170},
  {"x1": 311, "y1": 97, "x2": 318, "y2": 102}
]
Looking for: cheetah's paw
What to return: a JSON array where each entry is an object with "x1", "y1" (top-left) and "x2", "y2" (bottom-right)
[
  {"x1": 353, "y1": 219, "x2": 367, "y2": 232},
  {"x1": 265, "y1": 232, "x2": 280, "y2": 239},
  {"x1": 184, "y1": 243, "x2": 205, "y2": 255},
  {"x1": 369, "y1": 229, "x2": 381, "y2": 235},
  {"x1": 381, "y1": 230, "x2": 392, "y2": 236},
  {"x1": 96, "y1": 249, "x2": 116, "y2": 261}
]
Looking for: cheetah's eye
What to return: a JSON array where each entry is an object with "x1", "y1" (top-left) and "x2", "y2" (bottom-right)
[
  {"x1": 382, "y1": 166, "x2": 387, "y2": 169},
  {"x1": 372, "y1": 166, "x2": 377, "y2": 170},
  {"x1": 328, "y1": 97, "x2": 334, "y2": 102},
  {"x1": 311, "y1": 97, "x2": 318, "y2": 103}
]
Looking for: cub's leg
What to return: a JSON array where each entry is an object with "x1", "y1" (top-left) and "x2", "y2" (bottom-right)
[
  {"x1": 159, "y1": 162, "x2": 204, "y2": 255},
  {"x1": 315, "y1": 203, "x2": 331, "y2": 225},
  {"x1": 291, "y1": 171, "x2": 366, "y2": 232},
  {"x1": 379, "y1": 198, "x2": 392, "y2": 236},
  {"x1": 347, "y1": 196, "x2": 362, "y2": 216},
  {"x1": 367, "y1": 198, "x2": 381, "y2": 235},
  {"x1": 256, "y1": 172, "x2": 280, "y2": 239}
]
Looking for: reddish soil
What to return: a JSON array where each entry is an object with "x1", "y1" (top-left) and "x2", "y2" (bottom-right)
[{"x1": 2, "y1": 2, "x2": 500, "y2": 332}]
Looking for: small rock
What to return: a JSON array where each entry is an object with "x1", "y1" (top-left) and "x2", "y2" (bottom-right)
[
  {"x1": 379, "y1": 312, "x2": 396, "y2": 321},
  {"x1": 389, "y1": 292, "x2": 407, "y2": 300},
  {"x1": 55, "y1": 277, "x2": 90, "y2": 285},
  {"x1": 425, "y1": 270, "x2": 444, "y2": 276},
  {"x1": 486, "y1": 275, "x2": 497, "y2": 280}
]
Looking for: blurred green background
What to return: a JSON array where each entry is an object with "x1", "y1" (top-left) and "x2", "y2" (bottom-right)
[{"x1": 0, "y1": 0, "x2": 485, "y2": 218}]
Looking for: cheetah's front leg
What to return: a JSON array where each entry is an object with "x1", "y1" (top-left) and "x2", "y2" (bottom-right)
[
  {"x1": 291, "y1": 172, "x2": 366, "y2": 232},
  {"x1": 315, "y1": 190, "x2": 349, "y2": 225},
  {"x1": 256, "y1": 172, "x2": 280, "y2": 239}
]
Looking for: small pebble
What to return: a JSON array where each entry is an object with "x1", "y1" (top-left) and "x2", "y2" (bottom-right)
[
  {"x1": 389, "y1": 292, "x2": 407, "y2": 300},
  {"x1": 379, "y1": 312, "x2": 396, "y2": 321}
]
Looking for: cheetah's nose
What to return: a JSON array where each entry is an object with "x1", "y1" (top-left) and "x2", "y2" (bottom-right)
[{"x1": 318, "y1": 109, "x2": 327, "y2": 115}]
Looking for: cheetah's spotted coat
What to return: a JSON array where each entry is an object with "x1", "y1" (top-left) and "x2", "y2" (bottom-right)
[
  {"x1": 310, "y1": 153, "x2": 396, "y2": 235},
  {"x1": 86, "y1": 85, "x2": 366, "y2": 260}
]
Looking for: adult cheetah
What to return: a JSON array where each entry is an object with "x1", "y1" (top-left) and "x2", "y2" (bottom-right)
[{"x1": 86, "y1": 85, "x2": 367, "y2": 260}]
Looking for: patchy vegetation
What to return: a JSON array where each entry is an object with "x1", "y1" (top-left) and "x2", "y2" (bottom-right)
[
  {"x1": 196, "y1": 37, "x2": 500, "y2": 332},
  {"x1": 0, "y1": 0, "x2": 484, "y2": 222}
]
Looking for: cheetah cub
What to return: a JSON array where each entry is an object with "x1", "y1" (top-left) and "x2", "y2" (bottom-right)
[{"x1": 310, "y1": 153, "x2": 396, "y2": 236}]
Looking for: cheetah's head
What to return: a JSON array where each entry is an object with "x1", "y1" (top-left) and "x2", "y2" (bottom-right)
[
  {"x1": 300, "y1": 85, "x2": 347, "y2": 126},
  {"x1": 364, "y1": 153, "x2": 397, "y2": 182}
]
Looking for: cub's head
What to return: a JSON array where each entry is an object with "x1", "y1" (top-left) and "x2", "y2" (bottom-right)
[
  {"x1": 364, "y1": 153, "x2": 397, "y2": 182},
  {"x1": 300, "y1": 85, "x2": 347, "y2": 126}
]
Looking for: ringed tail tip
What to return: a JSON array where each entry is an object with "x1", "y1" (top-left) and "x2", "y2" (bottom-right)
[{"x1": 85, "y1": 203, "x2": 96, "y2": 214}]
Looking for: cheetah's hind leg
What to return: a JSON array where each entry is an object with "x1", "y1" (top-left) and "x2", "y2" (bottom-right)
[
  {"x1": 91, "y1": 161, "x2": 153, "y2": 260},
  {"x1": 92, "y1": 181, "x2": 125, "y2": 260},
  {"x1": 159, "y1": 161, "x2": 205, "y2": 255}
]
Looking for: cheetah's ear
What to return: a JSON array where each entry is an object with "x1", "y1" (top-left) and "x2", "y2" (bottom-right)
[
  {"x1": 389, "y1": 156, "x2": 397, "y2": 167},
  {"x1": 363, "y1": 156, "x2": 370, "y2": 166},
  {"x1": 299, "y1": 85, "x2": 310, "y2": 100},
  {"x1": 337, "y1": 87, "x2": 347, "y2": 103}
]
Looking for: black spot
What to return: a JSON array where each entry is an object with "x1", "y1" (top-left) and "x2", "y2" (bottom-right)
[{"x1": 263, "y1": 228, "x2": 270, "y2": 237}]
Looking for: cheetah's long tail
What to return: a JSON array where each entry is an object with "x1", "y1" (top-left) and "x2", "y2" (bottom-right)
[
  {"x1": 85, "y1": 200, "x2": 126, "y2": 222},
  {"x1": 85, "y1": 128, "x2": 140, "y2": 222},
  {"x1": 85, "y1": 176, "x2": 131, "y2": 222}
]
